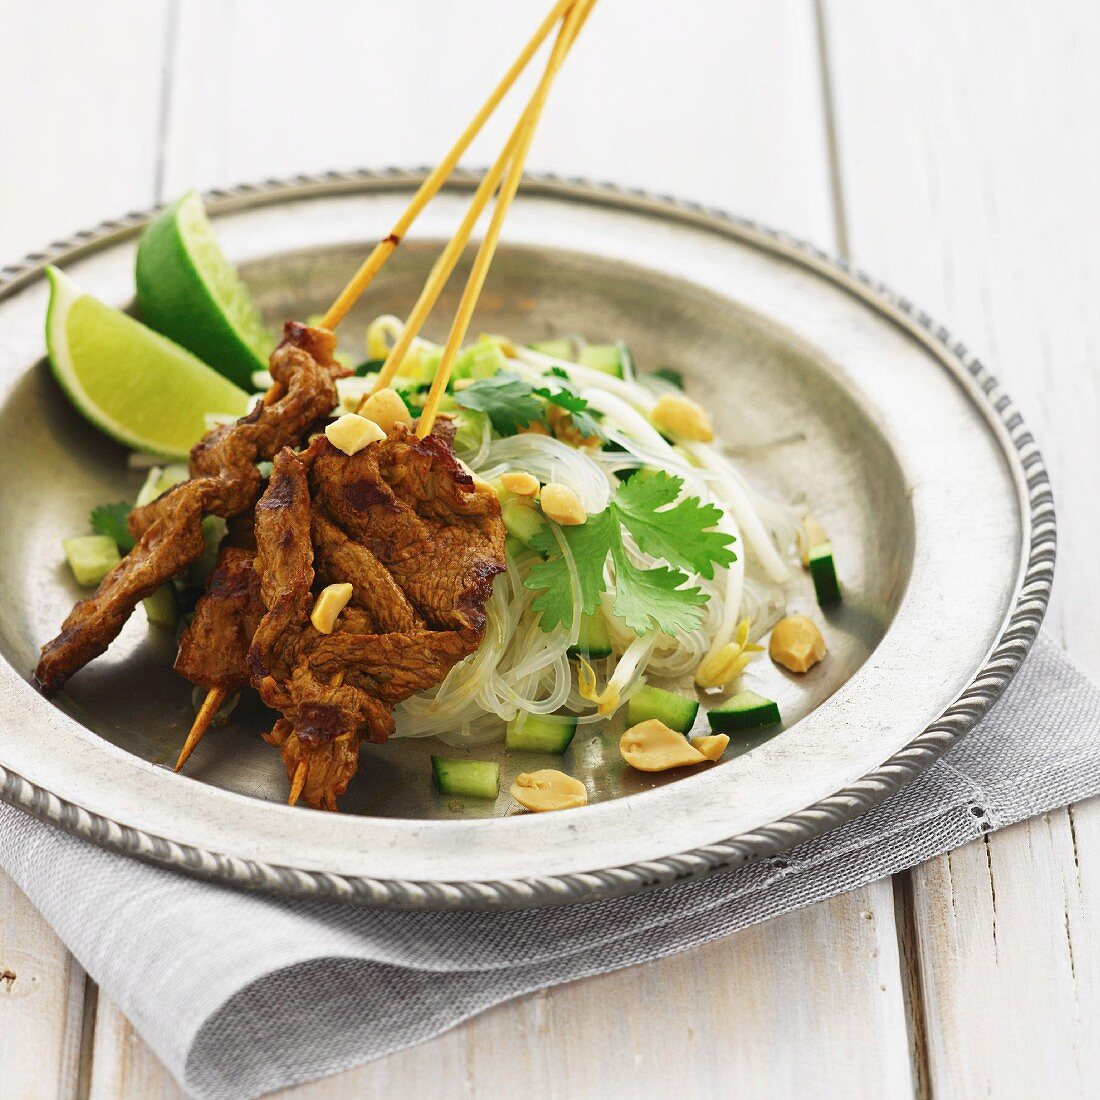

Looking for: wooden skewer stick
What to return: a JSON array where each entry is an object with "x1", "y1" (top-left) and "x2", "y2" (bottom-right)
[
  {"x1": 288, "y1": 762, "x2": 308, "y2": 807},
  {"x1": 188, "y1": 1, "x2": 592, "y2": 788},
  {"x1": 319, "y1": 0, "x2": 577, "y2": 331},
  {"x1": 417, "y1": 0, "x2": 595, "y2": 437},
  {"x1": 357, "y1": 129, "x2": 522, "y2": 405},
  {"x1": 174, "y1": 687, "x2": 228, "y2": 772},
  {"x1": 362, "y1": 1, "x2": 594, "y2": 404}
]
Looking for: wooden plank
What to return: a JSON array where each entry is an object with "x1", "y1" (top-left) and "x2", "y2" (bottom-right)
[
  {"x1": 88, "y1": 885, "x2": 913, "y2": 1099},
  {"x1": 0, "y1": 870, "x2": 87, "y2": 1098},
  {"x1": 909, "y1": 806, "x2": 1099, "y2": 1099},
  {"x1": 824, "y1": 2, "x2": 1100, "y2": 1096},
  {"x1": 161, "y1": 0, "x2": 834, "y2": 245},
  {"x1": 0, "y1": 5, "x2": 172, "y2": 1098},
  {"x1": 0, "y1": 0, "x2": 171, "y2": 262},
  {"x1": 88, "y1": 993, "x2": 185, "y2": 1100}
]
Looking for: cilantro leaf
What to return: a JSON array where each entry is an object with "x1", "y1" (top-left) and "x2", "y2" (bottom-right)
[
  {"x1": 610, "y1": 548, "x2": 710, "y2": 635},
  {"x1": 455, "y1": 370, "x2": 603, "y2": 439},
  {"x1": 90, "y1": 501, "x2": 135, "y2": 553},
  {"x1": 534, "y1": 384, "x2": 603, "y2": 440},
  {"x1": 525, "y1": 511, "x2": 613, "y2": 630},
  {"x1": 534, "y1": 386, "x2": 587, "y2": 413},
  {"x1": 454, "y1": 372, "x2": 543, "y2": 435},
  {"x1": 524, "y1": 470, "x2": 734, "y2": 636},
  {"x1": 568, "y1": 408, "x2": 604, "y2": 440},
  {"x1": 614, "y1": 470, "x2": 735, "y2": 579}
]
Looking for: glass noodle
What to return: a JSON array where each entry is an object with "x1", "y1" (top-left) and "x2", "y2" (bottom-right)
[{"x1": 354, "y1": 317, "x2": 802, "y2": 746}]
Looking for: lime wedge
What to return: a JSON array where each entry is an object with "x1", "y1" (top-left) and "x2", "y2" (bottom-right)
[
  {"x1": 135, "y1": 191, "x2": 273, "y2": 388},
  {"x1": 46, "y1": 266, "x2": 251, "y2": 459}
]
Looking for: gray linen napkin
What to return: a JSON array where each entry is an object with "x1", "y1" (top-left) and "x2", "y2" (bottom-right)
[{"x1": 1, "y1": 632, "x2": 1098, "y2": 1099}]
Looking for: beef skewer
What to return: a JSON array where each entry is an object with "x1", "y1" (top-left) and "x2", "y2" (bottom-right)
[
  {"x1": 256, "y1": 1, "x2": 586, "y2": 807},
  {"x1": 176, "y1": 0, "x2": 595, "y2": 774}
]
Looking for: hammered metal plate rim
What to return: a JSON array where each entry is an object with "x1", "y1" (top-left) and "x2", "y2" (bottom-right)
[{"x1": 0, "y1": 169, "x2": 1055, "y2": 909}]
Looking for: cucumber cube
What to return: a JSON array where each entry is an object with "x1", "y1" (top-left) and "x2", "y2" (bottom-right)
[
  {"x1": 143, "y1": 583, "x2": 180, "y2": 630},
  {"x1": 135, "y1": 463, "x2": 189, "y2": 508},
  {"x1": 505, "y1": 713, "x2": 578, "y2": 754},
  {"x1": 502, "y1": 498, "x2": 547, "y2": 546},
  {"x1": 626, "y1": 684, "x2": 700, "y2": 734},
  {"x1": 578, "y1": 342, "x2": 634, "y2": 380},
  {"x1": 809, "y1": 543, "x2": 842, "y2": 605},
  {"x1": 568, "y1": 610, "x2": 614, "y2": 659},
  {"x1": 708, "y1": 690, "x2": 781, "y2": 733},
  {"x1": 431, "y1": 756, "x2": 500, "y2": 800},
  {"x1": 528, "y1": 338, "x2": 574, "y2": 361},
  {"x1": 63, "y1": 535, "x2": 120, "y2": 586}
]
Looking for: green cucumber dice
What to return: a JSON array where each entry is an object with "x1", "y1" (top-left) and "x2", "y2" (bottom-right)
[
  {"x1": 431, "y1": 756, "x2": 500, "y2": 800},
  {"x1": 528, "y1": 338, "x2": 574, "y2": 360},
  {"x1": 578, "y1": 342, "x2": 635, "y2": 380},
  {"x1": 135, "y1": 463, "x2": 189, "y2": 508},
  {"x1": 626, "y1": 684, "x2": 700, "y2": 734},
  {"x1": 188, "y1": 516, "x2": 227, "y2": 587},
  {"x1": 452, "y1": 408, "x2": 489, "y2": 452},
  {"x1": 505, "y1": 713, "x2": 578, "y2": 754},
  {"x1": 708, "y1": 690, "x2": 781, "y2": 732},
  {"x1": 143, "y1": 583, "x2": 180, "y2": 630},
  {"x1": 568, "y1": 610, "x2": 613, "y2": 659},
  {"x1": 809, "y1": 543, "x2": 842, "y2": 605},
  {"x1": 501, "y1": 498, "x2": 547, "y2": 546},
  {"x1": 651, "y1": 367, "x2": 684, "y2": 389},
  {"x1": 63, "y1": 535, "x2": 120, "y2": 586},
  {"x1": 455, "y1": 336, "x2": 507, "y2": 380},
  {"x1": 504, "y1": 534, "x2": 531, "y2": 561}
]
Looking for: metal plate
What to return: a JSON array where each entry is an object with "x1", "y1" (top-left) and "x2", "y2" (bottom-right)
[{"x1": 0, "y1": 172, "x2": 1054, "y2": 908}]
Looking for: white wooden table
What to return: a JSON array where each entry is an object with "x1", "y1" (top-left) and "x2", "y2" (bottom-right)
[{"x1": 2, "y1": 2, "x2": 1098, "y2": 1096}]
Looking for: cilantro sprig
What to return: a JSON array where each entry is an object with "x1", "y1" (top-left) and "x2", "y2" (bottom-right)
[
  {"x1": 90, "y1": 502, "x2": 135, "y2": 553},
  {"x1": 524, "y1": 471, "x2": 736, "y2": 636},
  {"x1": 454, "y1": 370, "x2": 602, "y2": 439},
  {"x1": 454, "y1": 373, "x2": 543, "y2": 434}
]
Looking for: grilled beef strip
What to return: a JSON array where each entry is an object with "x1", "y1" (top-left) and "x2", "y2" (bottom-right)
[
  {"x1": 248, "y1": 427, "x2": 506, "y2": 810},
  {"x1": 35, "y1": 323, "x2": 345, "y2": 694},
  {"x1": 174, "y1": 514, "x2": 264, "y2": 692},
  {"x1": 248, "y1": 446, "x2": 376, "y2": 809}
]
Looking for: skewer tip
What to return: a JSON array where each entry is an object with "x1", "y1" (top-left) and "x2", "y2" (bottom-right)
[
  {"x1": 174, "y1": 687, "x2": 228, "y2": 772},
  {"x1": 288, "y1": 761, "x2": 308, "y2": 806}
]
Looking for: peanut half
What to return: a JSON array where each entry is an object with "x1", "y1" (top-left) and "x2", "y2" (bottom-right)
[
  {"x1": 540, "y1": 482, "x2": 587, "y2": 526},
  {"x1": 511, "y1": 769, "x2": 588, "y2": 812},
  {"x1": 310, "y1": 583, "x2": 354, "y2": 634},
  {"x1": 651, "y1": 393, "x2": 714, "y2": 442},
  {"x1": 620, "y1": 719, "x2": 708, "y2": 772},
  {"x1": 358, "y1": 387, "x2": 413, "y2": 433},
  {"x1": 325, "y1": 413, "x2": 386, "y2": 456}
]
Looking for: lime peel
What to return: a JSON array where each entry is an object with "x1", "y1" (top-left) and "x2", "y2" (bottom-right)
[{"x1": 135, "y1": 191, "x2": 273, "y2": 388}]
